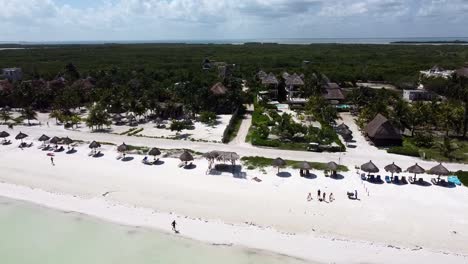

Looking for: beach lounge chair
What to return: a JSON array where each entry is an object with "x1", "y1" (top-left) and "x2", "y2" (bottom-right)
[
  {"x1": 252, "y1": 177, "x2": 262, "y2": 182},
  {"x1": 440, "y1": 179, "x2": 448, "y2": 187},
  {"x1": 385, "y1": 175, "x2": 391, "y2": 183},
  {"x1": 393, "y1": 176, "x2": 400, "y2": 184},
  {"x1": 347, "y1": 191, "x2": 355, "y2": 199},
  {"x1": 409, "y1": 177, "x2": 415, "y2": 184},
  {"x1": 431, "y1": 178, "x2": 438, "y2": 185},
  {"x1": 93, "y1": 151, "x2": 101, "y2": 157},
  {"x1": 361, "y1": 173, "x2": 366, "y2": 181},
  {"x1": 401, "y1": 176, "x2": 408, "y2": 184},
  {"x1": 376, "y1": 175, "x2": 382, "y2": 183},
  {"x1": 418, "y1": 178, "x2": 424, "y2": 185},
  {"x1": 2, "y1": 140, "x2": 11, "y2": 145},
  {"x1": 369, "y1": 175, "x2": 375, "y2": 182},
  {"x1": 448, "y1": 176, "x2": 462, "y2": 186}
]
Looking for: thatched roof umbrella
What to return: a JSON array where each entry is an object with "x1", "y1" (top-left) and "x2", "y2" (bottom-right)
[
  {"x1": 272, "y1": 157, "x2": 287, "y2": 173},
  {"x1": 210, "y1": 82, "x2": 228, "y2": 96},
  {"x1": 89, "y1": 141, "x2": 101, "y2": 150},
  {"x1": 148, "y1": 148, "x2": 161, "y2": 160},
  {"x1": 38, "y1": 134, "x2": 50, "y2": 146},
  {"x1": 218, "y1": 151, "x2": 240, "y2": 165},
  {"x1": 15, "y1": 132, "x2": 28, "y2": 142},
  {"x1": 117, "y1": 143, "x2": 128, "y2": 153},
  {"x1": 297, "y1": 161, "x2": 312, "y2": 170},
  {"x1": 49, "y1": 136, "x2": 61, "y2": 145},
  {"x1": 180, "y1": 151, "x2": 194, "y2": 165},
  {"x1": 429, "y1": 163, "x2": 450, "y2": 180},
  {"x1": 407, "y1": 163, "x2": 425, "y2": 180},
  {"x1": 0, "y1": 131, "x2": 10, "y2": 138},
  {"x1": 327, "y1": 161, "x2": 339, "y2": 176},
  {"x1": 62, "y1": 137, "x2": 73, "y2": 146},
  {"x1": 361, "y1": 160, "x2": 379, "y2": 175},
  {"x1": 384, "y1": 162, "x2": 402, "y2": 177}
]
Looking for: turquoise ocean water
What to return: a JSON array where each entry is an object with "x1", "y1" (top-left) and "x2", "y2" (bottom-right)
[{"x1": 0, "y1": 197, "x2": 313, "y2": 264}]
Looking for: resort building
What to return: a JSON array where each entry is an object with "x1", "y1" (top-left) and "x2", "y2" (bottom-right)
[
  {"x1": 285, "y1": 73, "x2": 305, "y2": 103},
  {"x1": 420, "y1": 65, "x2": 454, "y2": 79},
  {"x1": 323, "y1": 82, "x2": 345, "y2": 104},
  {"x1": 455, "y1": 63, "x2": 468, "y2": 78},
  {"x1": 403, "y1": 89, "x2": 434, "y2": 102},
  {"x1": 1, "y1": 68, "x2": 23, "y2": 81},
  {"x1": 259, "y1": 73, "x2": 279, "y2": 101},
  {"x1": 365, "y1": 114, "x2": 402, "y2": 147}
]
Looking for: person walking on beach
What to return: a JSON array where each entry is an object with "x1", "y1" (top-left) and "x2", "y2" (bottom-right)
[
  {"x1": 329, "y1": 193, "x2": 334, "y2": 202},
  {"x1": 50, "y1": 157, "x2": 55, "y2": 166},
  {"x1": 307, "y1": 192, "x2": 312, "y2": 201},
  {"x1": 322, "y1": 192, "x2": 326, "y2": 202},
  {"x1": 317, "y1": 189, "x2": 321, "y2": 200},
  {"x1": 171, "y1": 220, "x2": 177, "y2": 233},
  {"x1": 355, "y1": 190, "x2": 358, "y2": 199}
]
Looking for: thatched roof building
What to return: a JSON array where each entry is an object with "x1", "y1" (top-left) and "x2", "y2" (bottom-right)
[
  {"x1": 262, "y1": 73, "x2": 279, "y2": 85},
  {"x1": 285, "y1": 73, "x2": 304, "y2": 86},
  {"x1": 210, "y1": 82, "x2": 228, "y2": 95},
  {"x1": 365, "y1": 114, "x2": 402, "y2": 146}
]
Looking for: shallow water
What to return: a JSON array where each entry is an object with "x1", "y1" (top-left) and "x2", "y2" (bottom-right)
[{"x1": 0, "y1": 197, "x2": 313, "y2": 264}]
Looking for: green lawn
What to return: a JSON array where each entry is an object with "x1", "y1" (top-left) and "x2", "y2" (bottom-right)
[{"x1": 241, "y1": 156, "x2": 348, "y2": 172}]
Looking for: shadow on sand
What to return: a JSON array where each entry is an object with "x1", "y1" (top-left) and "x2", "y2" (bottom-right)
[
  {"x1": 277, "y1": 171, "x2": 292, "y2": 178},
  {"x1": 122, "y1": 156, "x2": 134, "y2": 162}
]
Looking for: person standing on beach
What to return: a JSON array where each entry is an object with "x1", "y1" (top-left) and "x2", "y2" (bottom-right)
[
  {"x1": 355, "y1": 190, "x2": 358, "y2": 199},
  {"x1": 50, "y1": 157, "x2": 55, "y2": 166},
  {"x1": 171, "y1": 220, "x2": 177, "y2": 232},
  {"x1": 323, "y1": 192, "x2": 326, "y2": 202},
  {"x1": 329, "y1": 193, "x2": 334, "y2": 202},
  {"x1": 317, "y1": 189, "x2": 321, "y2": 200}
]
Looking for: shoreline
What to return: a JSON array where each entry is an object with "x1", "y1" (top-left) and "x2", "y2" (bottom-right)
[{"x1": 0, "y1": 182, "x2": 466, "y2": 264}]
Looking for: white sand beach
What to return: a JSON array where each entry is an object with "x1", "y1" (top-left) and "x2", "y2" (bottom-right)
[{"x1": 1, "y1": 123, "x2": 468, "y2": 263}]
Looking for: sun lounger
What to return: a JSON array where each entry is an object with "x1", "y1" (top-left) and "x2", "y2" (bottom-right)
[
  {"x1": 393, "y1": 176, "x2": 400, "y2": 184},
  {"x1": 93, "y1": 151, "x2": 101, "y2": 157},
  {"x1": 418, "y1": 178, "x2": 424, "y2": 185},
  {"x1": 431, "y1": 178, "x2": 438, "y2": 185},
  {"x1": 440, "y1": 179, "x2": 448, "y2": 187},
  {"x1": 385, "y1": 175, "x2": 391, "y2": 183},
  {"x1": 376, "y1": 175, "x2": 382, "y2": 182},
  {"x1": 361, "y1": 173, "x2": 366, "y2": 181},
  {"x1": 369, "y1": 175, "x2": 375, "y2": 182},
  {"x1": 401, "y1": 176, "x2": 408, "y2": 184},
  {"x1": 252, "y1": 177, "x2": 262, "y2": 182},
  {"x1": 409, "y1": 177, "x2": 415, "y2": 184},
  {"x1": 347, "y1": 192, "x2": 355, "y2": 199},
  {"x1": 448, "y1": 176, "x2": 462, "y2": 186}
]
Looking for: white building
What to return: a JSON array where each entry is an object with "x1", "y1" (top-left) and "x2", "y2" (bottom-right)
[
  {"x1": 420, "y1": 65, "x2": 454, "y2": 79},
  {"x1": 403, "y1": 89, "x2": 434, "y2": 102},
  {"x1": 2, "y1": 68, "x2": 23, "y2": 81}
]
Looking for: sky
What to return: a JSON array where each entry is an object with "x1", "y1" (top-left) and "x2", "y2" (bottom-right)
[{"x1": 1, "y1": 0, "x2": 468, "y2": 42}]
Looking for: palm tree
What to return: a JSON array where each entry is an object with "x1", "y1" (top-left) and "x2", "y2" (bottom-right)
[
  {"x1": 49, "y1": 109, "x2": 62, "y2": 124},
  {"x1": 21, "y1": 107, "x2": 37, "y2": 126},
  {"x1": 0, "y1": 110, "x2": 11, "y2": 124},
  {"x1": 435, "y1": 137, "x2": 459, "y2": 161}
]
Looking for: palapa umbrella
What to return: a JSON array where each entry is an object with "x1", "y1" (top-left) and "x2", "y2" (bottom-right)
[
  {"x1": 406, "y1": 163, "x2": 425, "y2": 180},
  {"x1": 179, "y1": 151, "x2": 194, "y2": 165},
  {"x1": 384, "y1": 162, "x2": 402, "y2": 177},
  {"x1": 297, "y1": 161, "x2": 312, "y2": 170},
  {"x1": 38, "y1": 134, "x2": 50, "y2": 146},
  {"x1": 49, "y1": 136, "x2": 61, "y2": 145},
  {"x1": 0, "y1": 131, "x2": 10, "y2": 138},
  {"x1": 429, "y1": 163, "x2": 450, "y2": 180},
  {"x1": 15, "y1": 132, "x2": 28, "y2": 142},
  {"x1": 360, "y1": 160, "x2": 379, "y2": 174},
  {"x1": 89, "y1": 141, "x2": 101, "y2": 149},
  {"x1": 327, "y1": 161, "x2": 339, "y2": 177},
  {"x1": 148, "y1": 148, "x2": 161, "y2": 160},
  {"x1": 272, "y1": 157, "x2": 287, "y2": 173},
  {"x1": 117, "y1": 143, "x2": 128, "y2": 153},
  {"x1": 62, "y1": 137, "x2": 73, "y2": 146},
  {"x1": 297, "y1": 161, "x2": 311, "y2": 176}
]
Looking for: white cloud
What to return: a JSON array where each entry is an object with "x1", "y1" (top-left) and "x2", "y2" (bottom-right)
[{"x1": 0, "y1": 0, "x2": 467, "y2": 41}]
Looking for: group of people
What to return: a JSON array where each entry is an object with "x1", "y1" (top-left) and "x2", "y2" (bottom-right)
[{"x1": 307, "y1": 189, "x2": 334, "y2": 203}]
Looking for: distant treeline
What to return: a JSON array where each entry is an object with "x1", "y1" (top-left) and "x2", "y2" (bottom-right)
[
  {"x1": 391, "y1": 40, "x2": 468, "y2": 44},
  {"x1": 1, "y1": 43, "x2": 468, "y2": 86}
]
